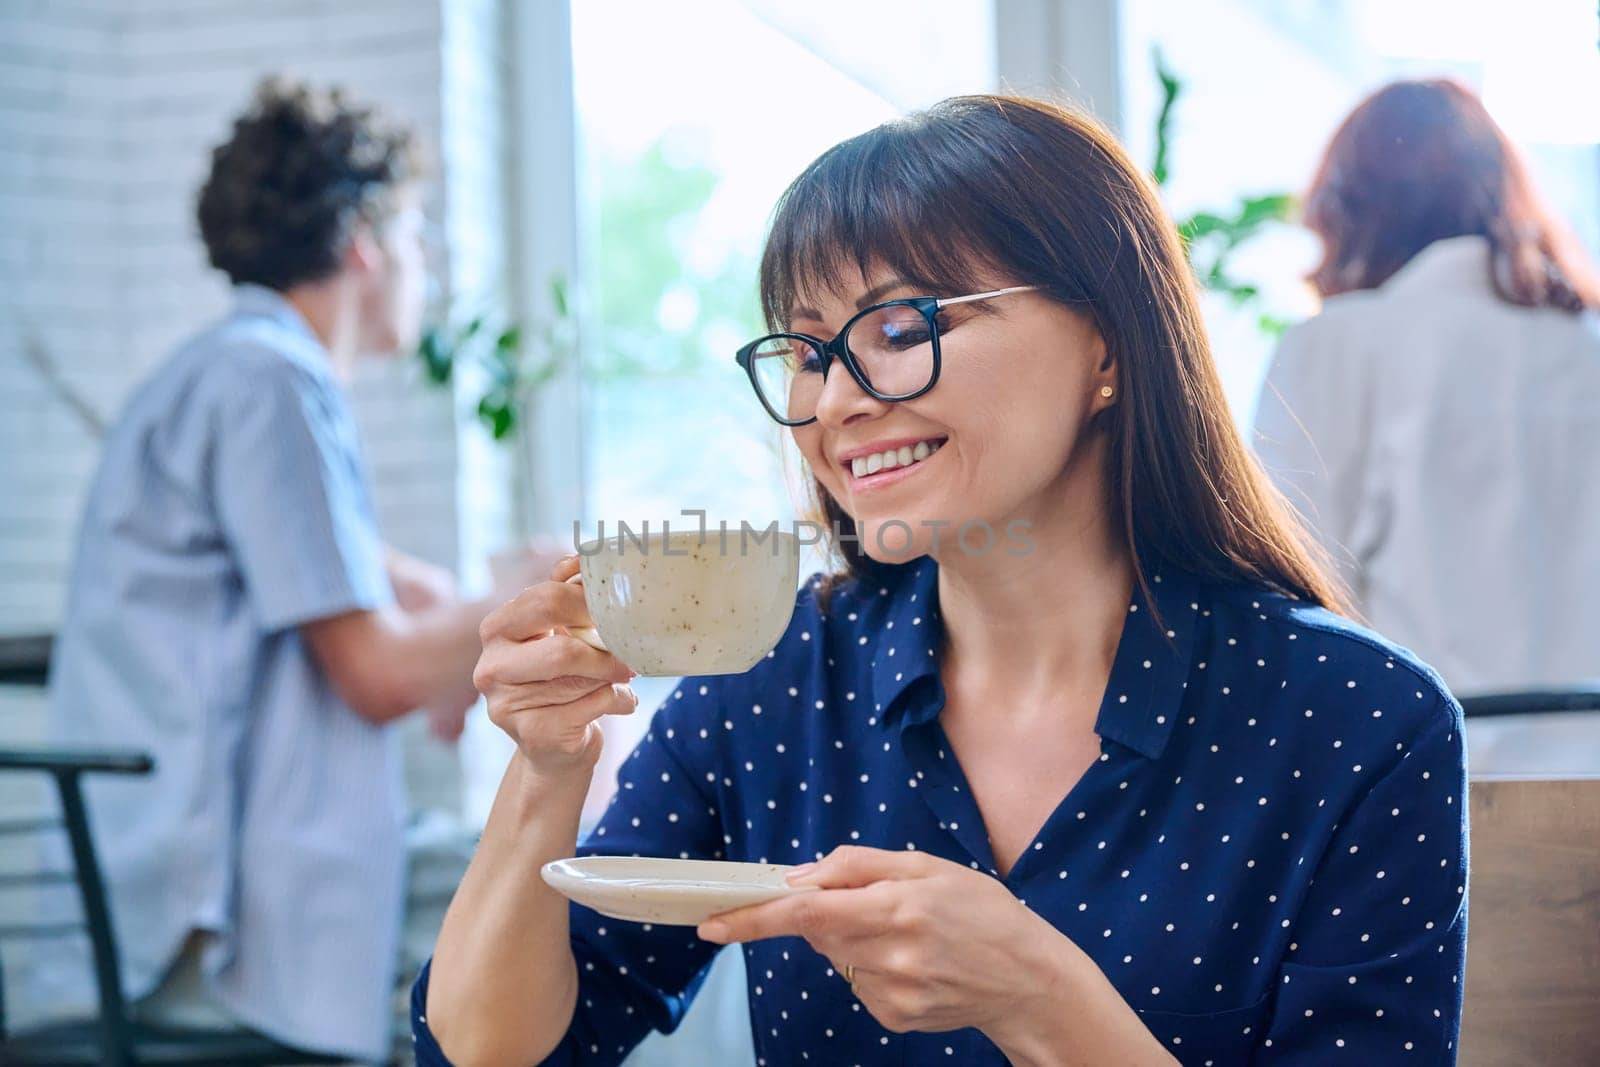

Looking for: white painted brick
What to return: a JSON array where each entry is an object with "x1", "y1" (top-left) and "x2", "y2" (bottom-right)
[
  {"x1": 0, "y1": 97, "x2": 118, "y2": 141},
  {"x1": 124, "y1": 0, "x2": 440, "y2": 58},
  {"x1": 0, "y1": 12, "x2": 114, "y2": 59}
]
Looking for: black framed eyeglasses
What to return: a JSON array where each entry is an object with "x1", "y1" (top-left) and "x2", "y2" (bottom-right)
[{"x1": 734, "y1": 285, "x2": 1039, "y2": 426}]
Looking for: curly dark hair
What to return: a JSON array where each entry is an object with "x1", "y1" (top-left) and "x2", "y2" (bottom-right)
[{"x1": 197, "y1": 76, "x2": 421, "y2": 291}]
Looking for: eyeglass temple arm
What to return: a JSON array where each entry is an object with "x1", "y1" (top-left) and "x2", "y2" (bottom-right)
[{"x1": 933, "y1": 285, "x2": 1038, "y2": 310}]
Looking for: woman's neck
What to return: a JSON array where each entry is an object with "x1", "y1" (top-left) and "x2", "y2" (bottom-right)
[{"x1": 934, "y1": 478, "x2": 1134, "y2": 709}]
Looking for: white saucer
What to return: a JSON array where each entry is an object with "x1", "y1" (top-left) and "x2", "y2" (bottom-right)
[{"x1": 541, "y1": 856, "x2": 815, "y2": 926}]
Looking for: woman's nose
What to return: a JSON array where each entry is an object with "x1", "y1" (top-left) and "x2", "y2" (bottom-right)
[{"x1": 814, "y1": 359, "x2": 888, "y2": 427}]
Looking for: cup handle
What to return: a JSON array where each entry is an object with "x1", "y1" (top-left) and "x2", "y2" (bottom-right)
[{"x1": 561, "y1": 571, "x2": 609, "y2": 652}]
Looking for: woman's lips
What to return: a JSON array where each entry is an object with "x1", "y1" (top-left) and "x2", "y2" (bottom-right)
[{"x1": 846, "y1": 440, "x2": 944, "y2": 492}]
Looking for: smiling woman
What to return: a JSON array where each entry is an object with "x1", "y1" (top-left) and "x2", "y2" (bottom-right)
[{"x1": 413, "y1": 95, "x2": 1467, "y2": 1067}]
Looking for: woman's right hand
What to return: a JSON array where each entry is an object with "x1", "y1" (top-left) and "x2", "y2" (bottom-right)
[{"x1": 474, "y1": 554, "x2": 639, "y2": 779}]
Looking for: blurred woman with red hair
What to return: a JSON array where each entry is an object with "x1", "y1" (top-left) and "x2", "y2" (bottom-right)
[{"x1": 1255, "y1": 79, "x2": 1600, "y2": 771}]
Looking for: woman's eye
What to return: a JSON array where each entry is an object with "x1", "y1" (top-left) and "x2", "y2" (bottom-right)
[{"x1": 881, "y1": 322, "x2": 933, "y2": 350}]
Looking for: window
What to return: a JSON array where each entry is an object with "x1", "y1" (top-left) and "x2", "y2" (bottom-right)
[
  {"x1": 1119, "y1": 0, "x2": 1600, "y2": 426},
  {"x1": 569, "y1": 0, "x2": 995, "y2": 820}
]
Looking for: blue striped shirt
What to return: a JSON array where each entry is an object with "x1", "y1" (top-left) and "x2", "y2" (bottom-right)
[{"x1": 46, "y1": 285, "x2": 404, "y2": 1061}]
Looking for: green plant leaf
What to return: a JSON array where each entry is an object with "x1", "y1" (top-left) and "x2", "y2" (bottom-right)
[
  {"x1": 1152, "y1": 48, "x2": 1181, "y2": 188},
  {"x1": 1258, "y1": 313, "x2": 1290, "y2": 337},
  {"x1": 418, "y1": 327, "x2": 453, "y2": 384},
  {"x1": 477, "y1": 392, "x2": 516, "y2": 439},
  {"x1": 549, "y1": 274, "x2": 569, "y2": 319},
  {"x1": 1178, "y1": 211, "x2": 1231, "y2": 242},
  {"x1": 1236, "y1": 194, "x2": 1295, "y2": 227},
  {"x1": 1152, "y1": 56, "x2": 1291, "y2": 341}
]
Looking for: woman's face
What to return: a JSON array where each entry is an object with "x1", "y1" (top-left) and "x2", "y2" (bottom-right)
[{"x1": 788, "y1": 267, "x2": 1117, "y2": 566}]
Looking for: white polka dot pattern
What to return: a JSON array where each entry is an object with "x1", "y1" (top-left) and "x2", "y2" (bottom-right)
[{"x1": 411, "y1": 559, "x2": 1467, "y2": 1065}]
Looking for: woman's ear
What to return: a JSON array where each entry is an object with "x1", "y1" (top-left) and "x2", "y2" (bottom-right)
[{"x1": 1089, "y1": 333, "x2": 1118, "y2": 413}]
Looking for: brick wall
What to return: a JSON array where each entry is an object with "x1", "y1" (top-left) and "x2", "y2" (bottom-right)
[{"x1": 1, "y1": 1, "x2": 119, "y2": 633}]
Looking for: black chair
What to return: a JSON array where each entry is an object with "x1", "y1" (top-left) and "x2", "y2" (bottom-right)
[
  {"x1": 0, "y1": 636, "x2": 51, "y2": 688},
  {"x1": 1457, "y1": 685, "x2": 1600, "y2": 719},
  {"x1": 0, "y1": 747, "x2": 346, "y2": 1066}
]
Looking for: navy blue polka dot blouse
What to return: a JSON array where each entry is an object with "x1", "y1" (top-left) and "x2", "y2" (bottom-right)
[{"x1": 413, "y1": 556, "x2": 1467, "y2": 1065}]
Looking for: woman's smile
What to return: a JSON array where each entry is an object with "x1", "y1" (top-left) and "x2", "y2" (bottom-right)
[{"x1": 839, "y1": 435, "x2": 949, "y2": 492}]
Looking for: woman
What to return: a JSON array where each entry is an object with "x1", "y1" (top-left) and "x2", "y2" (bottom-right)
[
  {"x1": 417, "y1": 96, "x2": 1467, "y2": 1065},
  {"x1": 1254, "y1": 79, "x2": 1600, "y2": 770}
]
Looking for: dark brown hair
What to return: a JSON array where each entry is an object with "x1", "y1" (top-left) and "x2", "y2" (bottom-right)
[
  {"x1": 197, "y1": 76, "x2": 420, "y2": 291},
  {"x1": 1305, "y1": 78, "x2": 1599, "y2": 311},
  {"x1": 758, "y1": 94, "x2": 1350, "y2": 614}
]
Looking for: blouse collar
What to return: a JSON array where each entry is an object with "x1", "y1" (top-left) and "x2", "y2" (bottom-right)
[
  {"x1": 1381, "y1": 235, "x2": 1493, "y2": 297},
  {"x1": 866, "y1": 555, "x2": 1200, "y2": 760}
]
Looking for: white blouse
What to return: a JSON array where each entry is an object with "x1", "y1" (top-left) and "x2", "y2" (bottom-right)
[{"x1": 1253, "y1": 236, "x2": 1600, "y2": 770}]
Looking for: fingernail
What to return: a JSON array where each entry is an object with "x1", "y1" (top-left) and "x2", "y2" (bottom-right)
[
  {"x1": 698, "y1": 920, "x2": 728, "y2": 942},
  {"x1": 784, "y1": 862, "x2": 818, "y2": 884}
]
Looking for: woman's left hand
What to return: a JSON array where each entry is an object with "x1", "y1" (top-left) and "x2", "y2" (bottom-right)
[{"x1": 697, "y1": 845, "x2": 1077, "y2": 1043}]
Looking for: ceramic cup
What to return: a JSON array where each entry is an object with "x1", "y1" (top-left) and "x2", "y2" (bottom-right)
[{"x1": 570, "y1": 527, "x2": 799, "y2": 676}]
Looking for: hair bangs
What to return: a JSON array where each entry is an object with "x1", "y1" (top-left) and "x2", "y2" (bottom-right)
[{"x1": 758, "y1": 122, "x2": 1005, "y2": 331}]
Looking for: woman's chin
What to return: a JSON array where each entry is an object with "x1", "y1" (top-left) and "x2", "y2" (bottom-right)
[
  {"x1": 856, "y1": 507, "x2": 1038, "y2": 568},
  {"x1": 852, "y1": 518, "x2": 963, "y2": 566},
  {"x1": 859, "y1": 540, "x2": 924, "y2": 566},
  {"x1": 842, "y1": 516, "x2": 918, "y2": 565}
]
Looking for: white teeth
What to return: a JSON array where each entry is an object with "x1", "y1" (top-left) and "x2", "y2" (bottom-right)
[{"x1": 849, "y1": 438, "x2": 945, "y2": 478}]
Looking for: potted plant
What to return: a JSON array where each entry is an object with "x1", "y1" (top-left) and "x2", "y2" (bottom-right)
[{"x1": 417, "y1": 273, "x2": 576, "y2": 539}]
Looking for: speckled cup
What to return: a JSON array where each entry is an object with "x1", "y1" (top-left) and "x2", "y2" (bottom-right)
[{"x1": 576, "y1": 528, "x2": 798, "y2": 676}]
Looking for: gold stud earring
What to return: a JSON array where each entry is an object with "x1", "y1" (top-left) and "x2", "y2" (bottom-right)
[{"x1": 1100, "y1": 385, "x2": 1115, "y2": 398}]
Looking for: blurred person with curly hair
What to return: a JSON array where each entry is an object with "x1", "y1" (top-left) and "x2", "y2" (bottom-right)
[{"x1": 40, "y1": 77, "x2": 554, "y2": 1060}]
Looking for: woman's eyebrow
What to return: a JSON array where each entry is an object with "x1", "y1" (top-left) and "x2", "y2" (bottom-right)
[
  {"x1": 788, "y1": 278, "x2": 911, "y2": 324},
  {"x1": 855, "y1": 278, "x2": 909, "y2": 308}
]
